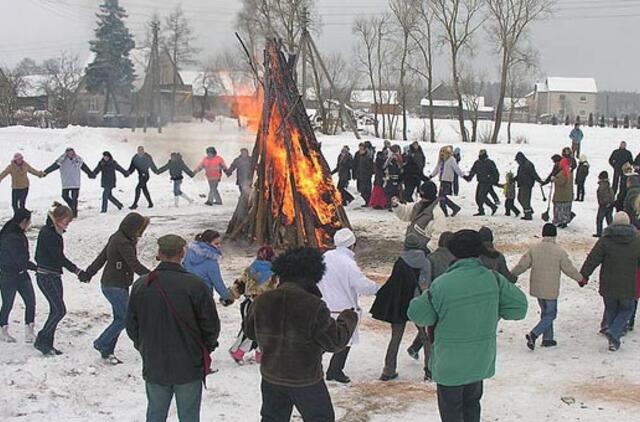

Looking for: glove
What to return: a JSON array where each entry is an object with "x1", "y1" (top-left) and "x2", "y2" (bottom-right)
[
  {"x1": 78, "y1": 271, "x2": 92, "y2": 283},
  {"x1": 578, "y1": 278, "x2": 588, "y2": 288}
]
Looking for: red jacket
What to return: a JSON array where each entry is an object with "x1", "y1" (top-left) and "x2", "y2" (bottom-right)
[{"x1": 195, "y1": 156, "x2": 227, "y2": 181}]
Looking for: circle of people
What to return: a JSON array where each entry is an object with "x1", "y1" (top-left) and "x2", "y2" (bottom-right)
[{"x1": 1, "y1": 136, "x2": 640, "y2": 422}]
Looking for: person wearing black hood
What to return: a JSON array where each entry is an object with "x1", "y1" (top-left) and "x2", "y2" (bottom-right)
[
  {"x1": 83, "y1": 212, "x2": 151, "y2": 364},
  {"x1": 392, "y1": 181, "x2": 445, "y2": 248},
  {"x1": 402, "y1": 141, "x2": 427, "y2": 202},
  {"x1": 332, "y1": 146, "x2": 354, "y2": 206},
  {"x1": 0, "y1": 209, "x2": 37, "y2": 343},
  {"x1": 609, "y1": 141, "x2": 633, "y2": 195},
  {"x1": 580, "y1": 212, "x2": 640, "y2": 351},
  {"x1": 93, "y1": 151, "x2": 129, "y2": 213},
  {"x1": 478, "y1": 227, "x2": 517, "y2": 283},
  {"x1": 157, "y1": 153, "x2": 195, "y2": 207},
  {"x1": 464, "y1": 149, "x2": 499, "y2": 216},
  {"x1": 371, "y1": 233, "x2": 432, "y2": 382},
  {"x1": 352, "y1": 143, "x2": 375, "y2": 206},
  {"x1": 514, "y1": 152, "x2": 543, "y2": 220},
  {"x1": 244, "y1": 247, "x2": 358, "y2": 421},
  {"x1": 128, "y1": 146, "x2": 159, "y2": 210}
]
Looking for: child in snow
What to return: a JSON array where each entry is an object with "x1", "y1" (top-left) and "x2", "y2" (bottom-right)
[
  {"x1": 575, "y1": 155, "x2": 590, "y2": 202},
  {"x1": 183, "y1": 230, "x2": 233, "y2": 305},
  {"x1": 501, "y1": 171, "x2": 520, "y2": 217},
  {"x1": 157, "y1": 152, "x2": 195, "y2": 207},
  {"x1": 0, "y1": 153, "x2": 45, "y2": 213},
  {"x1": 228, "y1": 246, "x2": 277, "y2": 365},
  {"x1": 595, "y1": 171, "x2": 614, "y2": 238},
  {"x1": 0, "y1": 209, "x2": 36, "y2": 343},
  {"x1": 33, "y1": 202, "x2": 87, "y2": 356}
]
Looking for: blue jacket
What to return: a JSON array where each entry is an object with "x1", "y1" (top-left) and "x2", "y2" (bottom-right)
[
  {"x1": 183, "y1": 242, "x2": 230, "y2": 300},
  {"x1": 569, "y1": 128, "x2": 583, "y2": 144}
]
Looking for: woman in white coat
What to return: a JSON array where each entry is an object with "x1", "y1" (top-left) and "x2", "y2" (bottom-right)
[
  {"x1": 430, "y1": 146, "x2": 465, "y2": 217},
  {"x1": 318, "y1": 228, "x2": 380, "y2": 384}
]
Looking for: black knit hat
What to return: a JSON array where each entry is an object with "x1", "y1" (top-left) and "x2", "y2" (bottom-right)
[
  {"x1": 478, "y1": 226, "x2": 493, "y2": 243},
  {"x1": 449, "y1": 230, "x2": 487, "y2": 259},
  {"x1": 419, "y1": 181, "x2": 438, "y2": 200},
  {"x1": 542, "y1": 223, "x2": 557, "y2": 237}
]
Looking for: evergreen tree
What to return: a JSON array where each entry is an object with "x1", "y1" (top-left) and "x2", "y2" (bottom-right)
[
  {"x1": 86, "y1": 0, "x2": 135, "y2": 115},
  {"x1": 588, "y1": 112, "x2": 594, "y2": 127},
  {"x1": 564, "y1": 114, "x2": 570, "y2": 125},
  {"x1": 624, "y1": 114, "x2": 630, "y2": 129},
  {"x1": 613, "y1": 115, "x2": 619, "y2": 128},
  {"x1": 599, "y1": 115, "x2": 605, "y2": 128}
]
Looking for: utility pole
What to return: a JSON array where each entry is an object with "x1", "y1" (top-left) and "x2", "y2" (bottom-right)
[{"x1": 300, "y1": 7, "x2": 308, "y2": 102}]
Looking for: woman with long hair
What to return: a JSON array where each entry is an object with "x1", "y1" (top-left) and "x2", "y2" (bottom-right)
[
  {"x1": 430, "y1": 146, "x2": 464, "y2": 217},
  {"x1": 183, "y1": 230, "x2": 232, "y2": 303},
  {"x1": 0, "y1": 209, "x2": 37, "y2": 343},
  {"x1": 228, "y1": 246, "x2": 277, "y2": 364}
]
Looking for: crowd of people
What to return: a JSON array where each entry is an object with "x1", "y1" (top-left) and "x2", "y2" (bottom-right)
[
  {"x1": 0, "y1": 146, "x2": 253, "y2": 215},
  {"x1": 1, "y1": 123, "x2": 640, "y2": 422}
]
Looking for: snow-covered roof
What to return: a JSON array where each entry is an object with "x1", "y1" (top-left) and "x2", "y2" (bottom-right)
[
  {"x1": 350, "y1": 90, "x2": 398, "y2": 105},
  {"x1": 179, "y1": 70, "x2": 255, "y2": 97},
  {"x1": 504, "y1": 97, "x2": 528, "y2": 110},
  {"x1": 536, "y1": 77, "x2": 598, "y2": 94},
  {"x1": 420, "y1": 96, "x2": 493, "y2": 112},
  {"x1": 18, "y1": 74, "x2": 51, "y2": 97}
]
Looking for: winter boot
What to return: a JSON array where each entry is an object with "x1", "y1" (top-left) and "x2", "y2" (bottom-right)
[
  {"x1": 229, "y1": 348, "x2": 245, "y2": 365},
  {"x1": 521, "y1": 213, "x2": 533, "y2": 221},
  {"x1": 491, "y1": 205, "x2": 498, "y2": 216},
  {"x1": 24, "y1": 323, "x2": 36, "y2": 344},
  {"x1": 526, "y1": 332, "x2": 538, "y2": 350},
  {"x1": 0, "y1": 326, "x2": 16, "y2": 343},
  {"x1": 473, "y1": 211, "x2": 485, "y2": 217},
  {"x1": 129, "y1": 204, "x2": 138, "y2": 210},
  {"x1": 379, "y1": 372, "x2": 399, "y2": 382},
  {"x1": 104, "y1": 354, "x2": 123, "y2": 365},
  {"x1": 406, "y1": 346, "x2": 419, "y2": 361},
  {"x1": 541, "y1": 340, "x2": 557, "y2": 347},
  {"x1": 326, "y1": 372, "x2": 351, "y2": 384}
]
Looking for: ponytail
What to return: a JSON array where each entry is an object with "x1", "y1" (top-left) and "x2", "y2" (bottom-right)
[
  {"x1": 195, "y1": 229, "x2": 220, "y2": 243},
  {"x1": 50, "y1": 202, "x2": 73, "y2": 222}
]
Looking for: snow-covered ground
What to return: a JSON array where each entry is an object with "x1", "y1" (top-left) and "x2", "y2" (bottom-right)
[{"x1": 0, "y1": 118, "x2": 639, "y2": 421}]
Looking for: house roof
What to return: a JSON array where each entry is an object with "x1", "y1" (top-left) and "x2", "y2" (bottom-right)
[
  {"x1": 420, "y1": 96, "x2": 494, "y2": 113},
  {"x1": 350, "y1": 90, "x2": 398, "y2": 105},
  {"x1": 179, "y1": 70, "x2": 255, "y2": 96},
  {"x1": 537, "y1": 77, "x2": 598, "y2": 94},
  {"x1": 18, "y1": 74, "x2": 52, "y2": 97}
]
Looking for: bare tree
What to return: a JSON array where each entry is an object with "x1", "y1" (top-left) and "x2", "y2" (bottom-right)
[
  {"x1": 460, "y1": 66, "x2": 487, "y2": 142},
  {"x1": 390, "y1": 0, "x2": 419, "y2": 141},
  {"x1": 44, "y1": 52, "x2": 83, "y2": 127},
  {"x1": 374, "y1": 15, "x2": 394, "y2": 139},
  {"x1": 431, "y1": 0, "x2": 485, "y2": 142},
  {"x1": 487, "y1": 0, "x2": 553, "y2": 144},
  {"x1": 317, "y1": 52, "x2": 358, "y2": 135},
  {"x1": 505, "y1": 50, "x2": 539, "y2": 143},
  {"x1": 353, "y1": 17, "x2": 380, "y2": 137},
  {"x1": 0, "y1": 68, "x2": 25, "y2": 127},
  {"x1": 408, "y1": 0, "x2": 437, "y2": 142},
  {"x1": 164, "y1": 4, "x2": 199, "y2": 122}
]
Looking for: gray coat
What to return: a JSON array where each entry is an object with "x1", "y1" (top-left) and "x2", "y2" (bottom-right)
[
  {"x1": 228, "y1": 155, "x2": 253, "y2": 187},
  {"x1": 430, "y1": 157, "x2": 464, "y2": 183}
]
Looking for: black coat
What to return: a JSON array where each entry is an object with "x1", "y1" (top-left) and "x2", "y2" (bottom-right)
[
  {"x1": 576, "y1": 162, "x2": 589, "y2": 184},
  {"x1": 467, "y1": 157, "x2": 499, "y2": 185},
  {"x1": 609, "y1": 149, "x2": 633, "y2": 171},
  {"x1": 244, "y1": 281, "x2": 357, "y2": 387},
  {"x1": 515, "y1": 153, "x2": 542, "y2": 189},
  {"x1": 373, "y1": 154, "x2": 386, "y2": 186},
  {"x1": 93, "y1": 159, "x2": 128, "y2": 189},
  {"x1": 352, "y1": 152, "x2": 374, "y2": 182},
  {"x1": 370, "y1": 257, "x2": 420, "y2": 324},
  {"x1": 0, "y1": 222, "x2": 35, "y2": 275},
  {"x1": 158, "y1": 156, "x2": 194, "y2": 181},
  {"x1": 402, "y1": 152, "x2": 426, "y2": 183},
  {"x1": 35, "y1": 218, "x2": 78, "y2": 274},
  {"x1": 126, "y1": 262, "x2": 221, "y2": 385},
  {"x1": 332, "y1": 152, "x2": 353, "y2": 182},
  {"x1": 128, "y1": 153, "x2": 158, "y2": 176}
]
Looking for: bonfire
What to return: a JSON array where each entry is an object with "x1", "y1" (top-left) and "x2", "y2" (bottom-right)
[{"x1": 226, "y1": 39, "x2": 351, "y2": 249}]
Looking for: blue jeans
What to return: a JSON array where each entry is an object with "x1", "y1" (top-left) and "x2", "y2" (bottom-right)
[
  {"x1": 173, "y1": 180, "x2": 183, "y2": 197},
  {"x1": 101, "y1": 188, "x2": 123, "y2": 212},
  {"x1": 94, "y1": 286, "x2": 129, "y2": 355},
  {"x1": 146, "y1": 380, "x2": 202, "y2": 422},
  {"x1": 532, "y1": 299, "x2": 557, "y2": 341},
  {"x1": 34, "y1": 273, "x2": 66, "y2": 351},
  {"x1": 603, "y1": 297, "x2": 636, "y2": 342},
  {"x1": 0, "y1": 272, "x2": 36, "y2": 326}
]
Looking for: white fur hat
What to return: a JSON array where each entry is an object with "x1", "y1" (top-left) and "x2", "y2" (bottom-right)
[{"x1": 334, "y1": 228, "x2": 356, "y2": 248}]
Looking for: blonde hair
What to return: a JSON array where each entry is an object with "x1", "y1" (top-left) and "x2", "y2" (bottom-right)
[{"x1": 50, "y1": 202, "x2": 73, "y2": 222}]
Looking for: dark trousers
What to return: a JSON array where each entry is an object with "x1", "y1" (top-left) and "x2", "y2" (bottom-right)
[
  {"x1": 518, "y1": 186, "x2": 533, "y2": 216},
  {"x1": 11, "y1": 188, "x2": 29, "y2": 213},
  {"x1": 404, "y1": 178, "x2": 420, "y2": 202},
  {"x1": 133, "y1": 173, "x2": 153, "y2": 207},
  {"x1": 453, "y1": 174, "x2": 459, "y2": 196},
  {"x1": 630, "y1": 300, "x2": 638, "y2": 329},
  {"x1": 437, "y1": 381, "x2": 483, "y2": 422},
  {"x1": 357, "y1": 179, "x2": 372, "y2": 205},
  {"x1": 94, "y1": 286, "x2": 129, "y2": 355},
  {"x1": 505, "y1": 198, "x2": 520, "y2": 216},
  {"x1": 34, "y1": 273, "x2": 66, "y2": 352},
  {"x1": 231, "y1": 297, "x2": 258, "y2": 353},
  {"x1": 327, "y1": 346, "x2": 350, "y2": 377},
  {"x1": 439, "y1": 182, "x2": 460, "y2": 217},
  {"x1": 337, "y1": 178, "x2": 354, "y2": 205},
  {"x1": 475, "y1": 183, "x2": 496, "y2": 214},
  {"x1": 612, "y1": 169, "x2": 622, "y2": 195},
  {"x1": 576, "y1": 182, "x2": 585, "y2": 201},
  {"x1": 260, "y1": 379, "x2": 335, "y2": 422},
  {"x1": 101, "y1": 187, "x2": 123, "y2": 212},
  {"x1": 596, "y1": 205, "x2": 613, "y2": 236},
  {"x1": 383, "y1": 323, "x2": 431, "y2": 377},
  {"x1": 603, "y1": 297, "x2": 636, "y2": 342},
  {"x1": 61, "y1": 188, "x2": 80, "y2": 217},
  {"x1": 488, "y1": 186, "x2": 499, "y2": 204},
  {"x1": 146, "y1": 380, "x2": 203, "y2": 422},
  {"x1": 0, "y1": 272, "x2": 36, "y2": 326}
]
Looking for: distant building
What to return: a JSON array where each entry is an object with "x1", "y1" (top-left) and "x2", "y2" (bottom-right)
[
  {"x1": 350, "y1": 89, "x2": 399, "y2": 115},
  {"x1": 16, "y1": 74, "x2": 51, "y2": 111},
  {"x1": 419, "y1": 83, "x2": 494, "y2": 120},
  {"x1": 181, "y1": 70, "x2": 256, "y2": 119},
  {"x1": 527, "y1": 77, "x2": 598, "y2": 123}
]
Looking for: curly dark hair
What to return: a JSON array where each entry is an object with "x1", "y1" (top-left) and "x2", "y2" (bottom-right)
[{"x1": 272, "y1": 247, "x2": 326, "y2": 284}]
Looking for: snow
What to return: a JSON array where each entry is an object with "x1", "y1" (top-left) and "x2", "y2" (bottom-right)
[
  {"x1": 351, "y1": 90, "x2": 398, "y2": 105},
  {"x1": 0, "y1": 118, "x2": 639, "y2": 421},
  {"x1": 538, "y1": 77, "x2": 598, "y2": 94},
  {"x1": 420, "y1": 97, "x2": 494, "y2": 113}
]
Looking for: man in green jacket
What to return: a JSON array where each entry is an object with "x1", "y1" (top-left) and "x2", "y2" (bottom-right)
[{"x1": 408, "y1": 229, "x2": 528, "y2": 422}]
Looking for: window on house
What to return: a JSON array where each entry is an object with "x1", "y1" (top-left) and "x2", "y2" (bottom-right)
[{"x1": 580, "y1": 96, "x2": 587, "y2": 102}]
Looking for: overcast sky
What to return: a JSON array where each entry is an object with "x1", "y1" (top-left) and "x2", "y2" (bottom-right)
[{"x1": 0, "y1": 0, "x2": 638, "y2": 91}]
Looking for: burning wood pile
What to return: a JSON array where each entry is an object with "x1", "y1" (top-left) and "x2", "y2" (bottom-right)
[{"x1": 226, "y1": 40, "x2": 350, "y2": 249}]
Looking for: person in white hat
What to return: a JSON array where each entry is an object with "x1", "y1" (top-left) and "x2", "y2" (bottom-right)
[{"x1": 318, "y1": 228, "x2": 379, "y2": 383}]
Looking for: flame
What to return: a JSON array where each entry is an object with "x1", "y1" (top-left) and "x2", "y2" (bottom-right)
[{"x1": 228, "y1": 53, "x2": 345, "y2": 247}]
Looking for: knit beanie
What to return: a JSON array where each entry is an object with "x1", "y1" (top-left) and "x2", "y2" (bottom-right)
[
  {"x1": 542, "y1": 223, "x2": 557, "y2": 237},
  {"x1": 613, "y1": 212, "x2": 630, "y2": 225},
  {"x1": 419, "y1": 181, "x2": 438, "y2": 200},
  {"x1": 478, "y1": 226, "x2": 493, "y2": 243},
  {"x1": 334, "y1": 228, "x2": 357, "y2": 248},
  {"x1": 448, "y1": 230, "x2": 486, "y2": 259}
]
